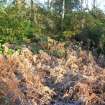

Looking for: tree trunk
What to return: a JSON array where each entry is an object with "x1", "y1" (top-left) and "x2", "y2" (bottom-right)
[
  {"x1": 93, "y1": 0, "x2": 96, "y2": 9},
  {"x1": 30, "y1": 0, "x2": 35, "y2": 37},
  {"x1": 85, "y1": 0, "x2": 89, "y2": 10},
  {"x1": 30, "y1": 0, "x2": 34, "y2": 24},
  {"x1": 62, "y1": 0, "x2": 65, "y2": 21},
  {"x1": 47, "y1": 0, "x2": 51, "y2": 10},
  {"x1": 61, "y1": 0, "x2": 65, "y2": 31}
]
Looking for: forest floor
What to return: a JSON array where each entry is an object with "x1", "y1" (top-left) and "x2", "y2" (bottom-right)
[{"x1": 0, "y1": 40, "x2": 105, "y2": 105}]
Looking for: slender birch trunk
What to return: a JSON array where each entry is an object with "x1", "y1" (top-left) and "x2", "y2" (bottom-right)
[{"x1": 61, "y1": 0, "x2": 65, "y2": 31}]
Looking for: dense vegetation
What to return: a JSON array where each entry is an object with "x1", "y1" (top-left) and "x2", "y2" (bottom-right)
[
  {"x1": 0, "y1": 0, "x2": 105, "y2": 55},
  {"x1": 1, "y1": 1, "x2": 105, "y2": 105}
]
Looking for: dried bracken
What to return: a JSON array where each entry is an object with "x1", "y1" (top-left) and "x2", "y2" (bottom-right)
[{"x1": 0, "y1": 42, "x2": 105, "y2": 105}]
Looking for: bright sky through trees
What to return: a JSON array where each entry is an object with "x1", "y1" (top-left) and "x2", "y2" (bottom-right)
[{"x1": 39, "y1": 0, "x2": 105, "y2": 10}]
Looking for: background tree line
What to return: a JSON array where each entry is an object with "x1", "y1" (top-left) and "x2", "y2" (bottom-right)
[{"x1": 0, "y1": 0, "x2": 105, "y2": 54}]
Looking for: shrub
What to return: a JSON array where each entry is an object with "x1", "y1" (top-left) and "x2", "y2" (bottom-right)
[
  {"x1": 50, "y1": 49, "x2": 66, "y2": 58},
  {"x1": 63, "y1": 31, "x2": 76, "y2": 39}
]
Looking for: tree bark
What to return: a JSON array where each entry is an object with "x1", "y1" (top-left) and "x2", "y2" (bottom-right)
[
  {"x1": 61, "y1": 0, "x2": 65, "y2": 31},
  {"x1": 30, "y1": 0, "x2": 34, "y2": 24},
  {"x1": 47, "y1": 0, "x2": 51, "y2": 10},
  {"x1": 93, "y1": 0, "x2": 96, "y2": 9}
]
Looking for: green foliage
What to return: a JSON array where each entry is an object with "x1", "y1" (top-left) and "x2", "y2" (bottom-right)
[
  {"x1": 0, "y1": 1, "x2": 105, "y2": 56},
  {"x1": 0, "y1": 7, "x2": 30, "y2": 44},
  {"x1": 0, "y1": 43, "x2": 3, "y2": 54},
  {"x1": 0, "y1": 47, "x2": 3, "y2": 54},
  {"x1": 7, "y1": 48, "x2": 15, "y2": 55},
  {"x1": 80, "y1": 11, "x2": 105, "y2": 52},
  {"x1": 50, "y1": 49, "x2": 66, "y2": 58},
  {"x1": 63, "y1": 31, "x2": 76, "y2": 39}
]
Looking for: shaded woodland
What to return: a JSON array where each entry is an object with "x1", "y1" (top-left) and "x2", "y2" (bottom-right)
[{"x1": 0, "y1": 0, "x2": 105, "y2": 105}]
